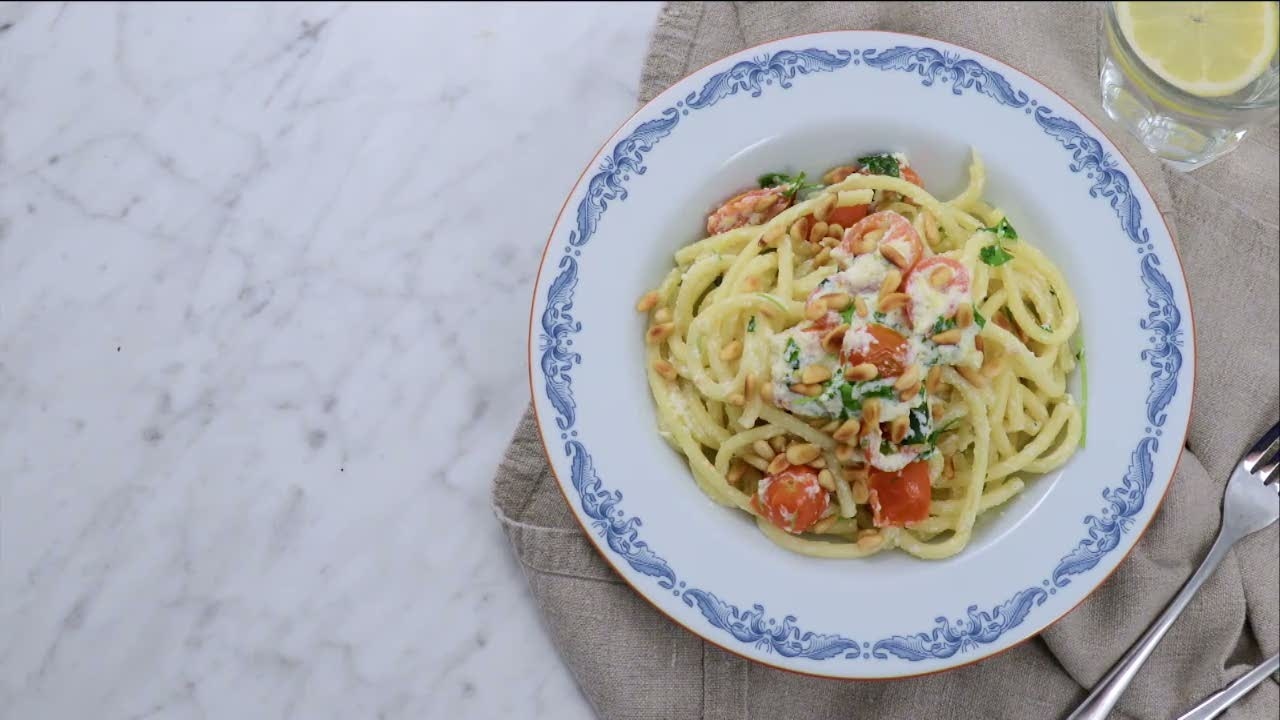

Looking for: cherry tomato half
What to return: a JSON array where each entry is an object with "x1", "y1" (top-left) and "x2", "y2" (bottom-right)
[
  {"x1": 868, "y1": 461, "x2": 931, "y2": 527},
  {"x1": 752, "y1": 465, "x2": 830, "y2": 534}
]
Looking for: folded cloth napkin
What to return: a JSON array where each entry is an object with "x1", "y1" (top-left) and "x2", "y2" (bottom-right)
[{"x1": 493, "y1": 3, "x2": 1280, "y2": 718}]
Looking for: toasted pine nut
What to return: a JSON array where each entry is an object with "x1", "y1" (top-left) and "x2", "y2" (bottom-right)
[
  {"x1": 820, "y1": 324, "x2": 848, "y2": 354},
  {"x1": 862, "y1": 398, "x2": 882, "y2": 427},
  {"x1": 822, "y1": 293, "x2": 852, "y2": 311},
  {"x1": 922, "y1": 211, "x2": 940, "y2": 246},
  {"x1": 856, "y1": 532, "x2": 883, "y2": 551},
  {"x1": 789, "y1": 218, "x2": 808, "y2": 244},
  {"x1": 719, "y1": 339, "x2": 743, "y2": 361},
  {"x1": 804, "y1": 301, "x2": 826, "y2": 321},
  {"x1": 880, "y1": 243, "x2": 910, "y2": 269},
  {"x1": 653, "y1": 359, "x2": 677, "y2": 381},
  {"x1": 761, "y1": 223, "x2": 785, "y2": 247},
  {"x1": 800, "y1": 365, "x2": 831, "y2": 384},
  {"x1": 819, "y1": 419, "x2": 841, "y2": 434},
  {"x1": 752, "y1": 439, "x2": 776, "y2": 460},
  {"x1": 929, "y1": 265, "x2": 954, "y2": 289},
  {"x1": 789, "y1": 383, "x2": 823, "y2": 398},
  {"x1": 878, "y1": 269, "x2": 903, "y2": 300},
  {"x1": 816, "y1": 469, "x2": 836, "y2": 491},
  {"x1": 766, "y1": 454, "x2": 790, "y2": 475},
  {"x1": 845, "y1": 362, "x2": 878, "y2": 382},
  {"x1": 974, "y1": 335, "x2": 985, "y2": 352},
  {"x1": 653, "y1": 307, "x2": 673, "y2": 325},
  {"x1": 889, "y1": 416, "x2": 910, "y2": 443},
  {"x1": 727, "y1": 393, "x2": 745, "y2": 406},
  {"x1": 744, "y1": 374, "x2": 756, "y2": 399},
  {"x1": 932, "y1": 403, "x2": 946, "y2": 421},
  {"x1": 823, "y1": 166, "x2": 856, "y2": 184},
  {"x1": 635, "y1": 291, "x2": 660, "y2": 312},
  {"x1": 894, "y1": 365, "x2": 921, "y2": 392},
  {"x1": 833, "y1": 418, "x2": 861, "y2": 443},
  {"x1": 956, "y1": 304, "x2": 974, "y2": 328},
  {"x1": 798, "y1": 366, "x2": 829, "y2": 384},
  {"x1": 646, "y1": 323, "x2": 675, "y2": 344},
  {"x1": 932, "y1": 328, "x2": 962, "y2": 345},
  {"x1": 877, "y1": 292, "x2": 910, "y2": 313},
  {"x1": 926, "y1": 366, "x2": 942, "y2": 394},
  {"x1": 811, "y1": 457, "x2": 827, "y2": 469},
  {"x1": 808, "y1": 221, "x2": 829, "y2": 244},
  {"x1": 845, "y1": 465, "x2": 869, "y2": 481},
  {"x1": 836, "y1": 443, "x2": 858, "y2": 463},
  {"x1": 898, "y1": 383, "x2": 921, "y2": 402},
  {"x1": 727, "y1": 460, "x2": 748, "y2": 485},
  {"x1": 851, "y1": 478, "x2": 870, "y2": 504},
  {"x1": 820, "y1": 235, "x2": 840, "y2": 249},
  {"x1": 811, "y1": 515, "x2": 839, "y2": 534},
  {"x1": 852, "y1": 236, "x2": 877, "y2": 254},
  {"x1": 854, "y1": 296, "x2": 869, "y2": 318},
  {"x1": 786, "y1": 443, "x2": 822, "y2": 465},
  {"x1": 769, "y1": 436, "x2": 787, "y2": 452},
  {"x1": 761, "y1": 381, "x2": 775, "y2": 404},
  {"x1": 957, "y1": 365, "x2": 987, "y2": 387},
  {"x1": 754, "y1": 194, "x2": 777, "y2": 212},
  {"x1": 826, "y1": 223, "x2": 844, "y2": 239},
  {"x1": 812, "y1": 247, "x2": 832, "y2": 266}
]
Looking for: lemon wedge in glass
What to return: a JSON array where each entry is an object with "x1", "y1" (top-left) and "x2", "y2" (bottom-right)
[{"x1": 1116, "y1": 1, "x2": 1279, "y2": 98}]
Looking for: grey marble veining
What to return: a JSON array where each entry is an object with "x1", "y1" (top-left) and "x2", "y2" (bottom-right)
[{"x1": 0, "y1": 3, "x2": 660, "y2": 717}]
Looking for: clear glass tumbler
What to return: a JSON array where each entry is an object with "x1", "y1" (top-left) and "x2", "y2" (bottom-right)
[{"x1": 1099, "y1": 1, "x2": 1279, "y2": 170}]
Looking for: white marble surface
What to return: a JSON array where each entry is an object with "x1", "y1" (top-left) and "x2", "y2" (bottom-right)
[{"x1": 0, "y1": 2, "x2": 660, "y2": 717}]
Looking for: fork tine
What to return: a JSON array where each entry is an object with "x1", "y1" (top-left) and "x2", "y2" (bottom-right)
[
  {"x1": 1243, "y1": 421, "x2": 1280, "y2": 474},
  {"x1": 1260, "y1": 457, "x2": 1278, "y2": 486}
]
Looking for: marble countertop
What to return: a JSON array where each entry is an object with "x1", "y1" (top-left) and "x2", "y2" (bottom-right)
[{"x1": 0, "y1": 3, "x2": 660, "y2": 717}]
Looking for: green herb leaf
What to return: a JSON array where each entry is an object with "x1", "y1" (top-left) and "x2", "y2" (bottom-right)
[
  {"x1": 785, "y1": 338, "x2": 800, "y2": 370},
  {"x1": 856, "y1": 153, "x2": 900, "y2": 178},
  {"x1": 931, "y1": 316, "x2": 958, "y2": 335},
  {"x1": 973, "y1": 307, "x2": 987, "y2": 329},
  {"x1": 989, "y1": 218, "x2": 1018, "y2": 240},
  {"x1": 872, "y1": 311, "x2": 887, "y2": 323},
  {"x1": 839, "y1": 305, "x2": 856, "y2": 325},
  {"x1": 980, "y1": 244, "x2": 1015, "y2": 266},
  {"x1": 758, "y1": 171, "x2": 822, "y2": 200},
  {"x1": 879, "y1": 438, "x2": 896, "y2": 455},
  {"x1": 747, "y1": 316, "x2": 757, "y2": 333}
]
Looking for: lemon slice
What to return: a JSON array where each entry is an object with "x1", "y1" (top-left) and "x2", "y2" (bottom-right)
[{"x1": 1116, "y1": 1, "x2": 1279, "y2": 98}]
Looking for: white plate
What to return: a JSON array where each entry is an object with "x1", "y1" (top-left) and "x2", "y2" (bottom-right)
[{"x1": 527, "y1": 31, "x2": 1194, "y2": 679}]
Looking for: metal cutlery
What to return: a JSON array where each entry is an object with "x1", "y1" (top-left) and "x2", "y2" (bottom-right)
[{"x1": 1175, "y1": 653, "x2": 1280, "y2": 720}]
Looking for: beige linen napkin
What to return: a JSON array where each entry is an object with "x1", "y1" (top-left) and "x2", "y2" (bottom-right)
[{"x1": 494, "y1": 3, "x2": 1280, "y2": 718}]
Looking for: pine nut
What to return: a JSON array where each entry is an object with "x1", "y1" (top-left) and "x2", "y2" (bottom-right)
[
  {"x1": 932, "y1": 403, "x2": 945, "y2": 421},
  {"x1": 719, "y1": 340, "x2": 743, "y2": 361},
  {"x1": 922, "y1": 211, "x2": 940, "y2": 247},
  {"x1": 653, "y1": 359, "x2": 677, "y2": 381},
  {"x1": 926, "y1": 366, "x2": 942, "y2": 394},
  {"x1": 845, "y1": 362, "x2": 878, "y2": 382},
  {"x1": 727, "y1": 460, "x2": 748, "y2": 485},
  {"x1": 822, "y1": 293, "x2": 852, "y2": 312},
  {"x1": 816, "y1": 469, "x2": 836, "y2": 491},
  {"x1": 635, "y1": 291, "x2": 660, "y2": 312},
  {"x1": 752, "y1": 439, "x2": 776, "y2": 460},
  {"x1": 800, "y1": 365, "x2": 831, "y2": 384},
  {"x1": 826, "y1": 223, "x2": 844, "y2": 239},
  {"x1": 862, "y1": 398, "x2": 882, "y2": 427},
  {"x1": 853, "y1": 235, "x2": 877, "y2": 255},
  {"x1": 812, "y1": 247, "x2": 832, "y2": 266},
  {"x1": 957, "y1": 365, "x2": 987, "y2": 387},
  {"x1": 808, "y1": 221, "x2": 829, "y2": 244},
  {"x1": 836, "y1": 444, "x2": 858, "y2": 463},
  {"x1": 956, "y1": 304, "x2": 974, "y2": 328},
  {"x1": 821, "y1": 324, "x2": 848, "y2": 354},
  {"x1": 786, "y1": 443, "x2": 822, "y2": 465},
  {"x1": 824, "y1": 166, "x2": 856, "y2": 184},
  {"x1": 894, "y1": 365, "x2": 921, "y2": 392},
  {"x1": 932, "y1": 328, "x2": 962, "y2": 345},
  {"x1": 653, "y1": 307, "x2": 673, "y2": 324},
  {"x1": 852, "y1": 478, "x2": 870, "y2": 504},
  {"x1": 766, "y1": 454, "x2": 790, "y2": 475},
  {"x1": 787, "y1": 383, "x2": 820, "y2": 397},
  {"x1": 744, "y1": 374, "x2": 756, "y2": 399},
  {"x1": 819, "y1": 419, "x2": 841, "y2": 434},
  {"x1": 856, "y1": 532, "x2": 883, "y2": 551},
  {"x1": 811, "y1": 457, "x2": 827, "y2": 469},
  {"x1": 880, "y1": 243, "x2": 910, "y2": 269},
  {"x1": 811, "y1": 515, "x2": 839, "y2": 534},
  {"x1": 729, "y1": 393, "x2": 747, "y2": 407},
  {"x1": 974, "y1": 335, "x2": 985, "y2": 352},
  {"x1": 898, "y1": 383, "x2": 920, "y2": 402},
  {"x1": 877, "y1": 292, "x2": 910, "y2": 313},
  {"x1": 833, "y1": 418, "x2": 861, "y2": 443},
  {"x1": 770, "y1": 436, "x2": 787, "y2": 452},
  {"x1": 804, "y1": 301, "x2": 826, "y2": 321},
  {"x1": 646, "y1": 322, "x2": 675, "y2": 344},
  {"x1": 854, "y1": 296, "x2": 869, "y2": 318},
  {"x1": 929, "y1": 265, "x2": 954, "y2": 289},
  {"x1": 761, "y1": 382, "x2": 775, "y2": 404},
  {"x1": 878, "y1": 269, "x2": 903, "y2": 300},
  {"x1": 813, "y1": 194, "x2": 836, "y2": 223},
  {"x1": 889, "y1": 416, "x2": 910, "y2": 443},
  {"x1": 981, "y1": 354, "x2": 1006, "y2": 378}
]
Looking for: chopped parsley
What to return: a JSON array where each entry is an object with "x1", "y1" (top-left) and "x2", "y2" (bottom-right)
[
  {"x1": 747, "y1": 315, "x2": 757, "y2": 333},
  {"x1": 901, "y1": 397, "x2": 933, "y2": 446},
  {"x1": 931, "y1": 316, "x2": 958, "y2": 335},
  {"x1": 857, "y1": 153, "x2": 900, "y2": 178},
  {"x1": 1040, "y1": 323, "x2": 1053, "y2": 332},
  {"x1": 784, "y1": 338, "x2": 801, "y2": 370},
  {"x1": 872, "y1": 311, "x2": 887, "y2": 323},
  {"x1": 758, "y1": 171, "x2": 823, "y2": 200},
  {"x1": 879, "y1": 438, "x2": 896, "y2": 455},
  {"x1": 973, "y1": 306, "x2": 987, "y2": 329},
  {"x1": 839, "y1": 305, "x2": 856, "y2": 325},
  {"x1": 980, "y1": 218, "x2": 1018, "y2": 266},
  {"x1": 836, "y1": 378, "x2": 896, "y2": 419}
]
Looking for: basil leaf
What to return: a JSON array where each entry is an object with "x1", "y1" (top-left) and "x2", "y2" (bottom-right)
[
  {"x1": 872, "y1": 311, "x2": 887, "y2": 323},
  {"x1": 902, "y1": 398, "x2": 933, "y2": 446},
  {"x1": 758, "y1": 172, "x2": 793, "y2": 188},
  {"x1": 856, "y1": 153, "x2": 900, "y2": 178},
  {"x1": 758, "y1": 171, "x2": 822, "y2": 200},
  {"x1": 839, "y1": 305, "x2": 856, "y2": 325},
  {"x1": 973, "y1": 306, "x2": 987, "y2": 329},
  {"x1": 931, "y1": 316, "x2": 958, "y2": 335},
  {"x1": 747, "y1": 316, "x2": 757, "y2": 333},
  {"x1": 879, "y1": 438, "x2": 896, "y2": 455},
  {"x1": 990, "y1": 218, "x2": 1018, "y2": 241},
  {"x1": 980, "y1": 244, "x2": 1014, "y2": 266},
  {"x1": 785, "y1": 338, "x2": 800, "y2": 370}
]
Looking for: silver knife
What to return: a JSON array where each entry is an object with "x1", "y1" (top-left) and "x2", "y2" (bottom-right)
[{"x1": 1176, "y1": 653, "x2": 1280, "y2": 720}]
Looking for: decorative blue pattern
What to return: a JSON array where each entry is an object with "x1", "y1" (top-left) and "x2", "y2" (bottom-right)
[{"x1": 535, "y1": 42, "x2": 1187, "y2": 665}]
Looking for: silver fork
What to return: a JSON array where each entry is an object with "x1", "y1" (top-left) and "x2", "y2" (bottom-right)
[{"x1": 1067, "y1": 421, "x2": 1280, "y2": 720}]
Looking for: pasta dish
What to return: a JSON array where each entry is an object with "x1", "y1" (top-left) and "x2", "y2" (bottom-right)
[{"x1": 637, "y1": 150, "x2": 1083, "y2": 559}]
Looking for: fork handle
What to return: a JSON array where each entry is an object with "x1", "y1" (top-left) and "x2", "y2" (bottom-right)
[{"x1": 1066, "y1": 531, "x2": 1236, "y2": 720}]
